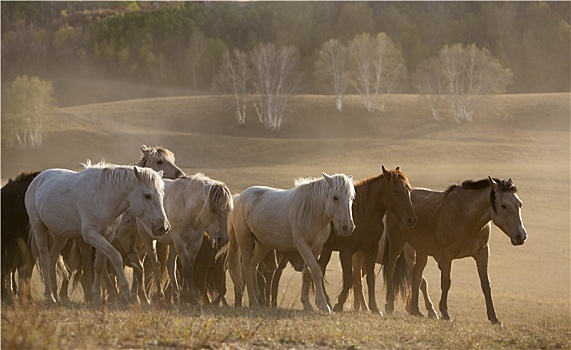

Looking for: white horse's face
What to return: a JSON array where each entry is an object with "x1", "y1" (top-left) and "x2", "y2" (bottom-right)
[
  {"x1": 323, "y1": 173, "x2": 355, "y2": 237},
  {"x1": 129, "y1": 168, "x2": 170, "y2": 237},
  {"x1": 201, "y1": 184, "x2": 233, "y2": 249},
  {"x1": 489, "y1": 178, "x2": 527, "y2": 246}
]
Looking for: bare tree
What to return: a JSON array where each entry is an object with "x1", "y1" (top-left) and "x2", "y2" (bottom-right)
[
  {"x1": 413, "y1": 56, "x2": 445, "y2": 120},
  {"x1": 348, "y1": 32, "x2": 405, "y2": 113},
  {"x1": 217, "y1": 49, "x2": 249, "y2": 125},
  {"x1": 2, "y1": 75, "x2": 57, "y2": 149},
  {"x1": 348, "y1": 33, "x2": 374, "y2": 112},
  {"x1": 439, "y1": 43, "x2": 512, "y2": 123},
  {"x1": 250, "y1": 43, "x2": 301, "y2": 132},
  {"x1": 371, "y1": 33, "x2": 406, "y2": 112},
  {"x1": 316, "y1": 38, "x2": 349, "y2": 112}
]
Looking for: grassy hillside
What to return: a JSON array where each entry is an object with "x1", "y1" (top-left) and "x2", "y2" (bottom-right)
[{"x1": 1, "y1": 87, "x2": 569, "y2": 348}]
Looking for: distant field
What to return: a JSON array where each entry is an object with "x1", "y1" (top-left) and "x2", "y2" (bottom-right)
[{"x1": 1, "y1": 82, "x2": 569, "y2": 348}]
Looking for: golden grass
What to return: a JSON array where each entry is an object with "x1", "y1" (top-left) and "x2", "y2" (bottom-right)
[{"x1": 1, "y1": 90, "x2": 569, "y2": 349}]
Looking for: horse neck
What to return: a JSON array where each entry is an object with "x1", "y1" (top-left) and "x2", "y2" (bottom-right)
[
  {"x1": 354, "y1": 177, "x2": 386, "y2": 219},
  {"x1": 452, "y1": 187, "x2": 493, "y2": 233},
  {"x1": 97, "y1": 170, "x2": 137, "y2": 217}
]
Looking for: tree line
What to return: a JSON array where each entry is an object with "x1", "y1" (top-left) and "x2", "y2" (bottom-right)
[{"x1": 2, "y1": 1, "x2": 569, "y2": 93}]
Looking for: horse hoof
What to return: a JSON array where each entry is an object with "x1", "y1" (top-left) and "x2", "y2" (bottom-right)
[
  {"x1": 428, "y1": 311, "x2": 439, "y2": 319},
  {"x1": 333, "y1": 304, "x2": 343, "y2": 313},
  {"x1": 384, "y1": 303, "x2": 394, "y2": 315},
  {"x1": 302, "y1": 303, "x2": 314, "y2": 312}
]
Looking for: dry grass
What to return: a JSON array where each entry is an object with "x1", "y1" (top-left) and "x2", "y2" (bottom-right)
[{"x1": 1, "y1": 84, "x2": 569, "y2": 349}]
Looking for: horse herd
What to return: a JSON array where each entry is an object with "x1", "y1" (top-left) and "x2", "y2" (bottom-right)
[{"x1": 1, "y1": 145, "x2": 528, "y2": 325}]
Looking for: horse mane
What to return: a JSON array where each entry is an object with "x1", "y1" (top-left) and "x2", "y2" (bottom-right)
[
  {"x1": 189, "y1": 172, "x2": 233, "y2": 212},
  {"x1": 293, "y1": 174, "x2": 354, "y2": 231},
  {"x1": 11, "y1": 171, "x2": 41, "y2": 183},
  {"x1": 82, "y1": 160, "x2": 163, "y2": 191},
  {"x1": 444, "y1": 178, "x2": 517, "y2": 213},
  {"x1": 138, "y1": 145, "x2": 176, "y2": 167}
]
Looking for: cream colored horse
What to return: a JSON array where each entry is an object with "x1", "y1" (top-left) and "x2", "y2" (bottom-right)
[
  {"x1": 225, "y1": 173, "x2": 355, "y2": 312},
  {"x1": 139, "y1": 173, "x2": 233, "y2": 303}
]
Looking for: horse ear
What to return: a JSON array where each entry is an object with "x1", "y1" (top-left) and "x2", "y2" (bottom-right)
[
  {"x1": 157, "y1": 170, "x2": 164, "y2": 178},
  {"x1": 381, "y1": 165, "x2": 390, "y2": 178},
  {"x1": 134, "y1": 167, "x2": 141, "y2": 180},
  {"x1": 141, "y1": 145, "x2": 150, "y2": 156},
  {"x1": 488, "y1": 176, "x2": 499, "y2": 192},
  {"x1": 322, "y1": 172, "x2": 334, "y2": 187}
]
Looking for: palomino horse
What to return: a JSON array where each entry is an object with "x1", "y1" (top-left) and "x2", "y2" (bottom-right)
[
  {"x1": 57, "y1": 145, "x2": 185, "y2": 304},
  {"x1": 315, "y1": 166, "x2": 417, "y2": 314},
  {"x1": 139, "y1": 173, "x2": 233, "y2": 304},
  {"x1": 1, "y1": 171, "x2": 41, "y2": 302},
  {"x1": 384, "y1": 177, "x2": 527, "y2": 325},
  {"x1": 225, "y1": 173, "x2": 355, "y2": 312},
  {"x1": 25, "y1": 162, "x2": 170, "y2": 305}
]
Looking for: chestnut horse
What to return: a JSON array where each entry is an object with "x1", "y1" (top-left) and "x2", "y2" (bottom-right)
[
  {"x1": 315, "y1": 166, "x2": 417, "y2": 313},
  {"x1": 384, "y1": 177, "x2": 527, "y2": 325}
]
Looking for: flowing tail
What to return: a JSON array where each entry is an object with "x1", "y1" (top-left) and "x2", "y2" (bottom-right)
[{"x1": 382, "y1": 236, "x2": 411, "y2": 304}]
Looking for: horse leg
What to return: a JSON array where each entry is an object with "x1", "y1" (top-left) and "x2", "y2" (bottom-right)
[
  {"x1": 84, "y1": 231, "x2": 132, "y2": 305},
  {"x1": 172, "y1": 232, "x2": 202, "y2": 305},
  {"x1": 333, "y1": 250, "x2": 353, "y2": 312},
  {"x1": 317, "y1": 248, "x2": 333, "y2": 307},
  {"x1": 352, "y1": 252, "x2": 367, "y2": 311},
  {"x1": 236, "y1": 229, "x2": 261, "y2": 308},
  {"x1": 141, "y1": 232, "x2": 165, "y2": 301},
  {"x1": 247, "y1": 243, "x2": 271, "y2": 308},
  {"x1": 270, "y1": 253, "x2": 288, "y2": 308},
  {"x1": 420, "y1": 276, "x2": 438, "y2": 319},
  {"x1": 48, "y1": 237, "x2": 69, "y2": 303},
  {"x1": 474, "y1": 246, "x2": 500, "y2": 325},
  {"x1": 410, "y1": 253, "x2": 428, "y2": 316},
  {"x1": 165, "y1": 245, "x2": 179, "y2": 303},
  {"x1": 77, "y1": 240, "x2": 94, "y2": 303},
  {"x1": 296, "y1": 239, "x2": 330, "y2": 313},
  {"x1": 364, "y1": 245, "x2": 381, "y2": 314},
  {"x1": 437, "y1": 258, "x2": 453, "y2": 321}
]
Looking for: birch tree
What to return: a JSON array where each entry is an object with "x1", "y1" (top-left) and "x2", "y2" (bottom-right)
[
  {"x1": 439, "y1": 43, "x2": 512, "y2": 123},
  {"x1": 2, "y1": 75, "x2": 57, "y2": 149},
  {"x1": 348, "y1": 33, "x2": 374, "y2": 112},
  {"x1": 250, "y1": 43, "x2": 300, "y2": 132},
  {"x1": 413, "y1": 56, "x2": 445, "y2": 120},
  {"x1": 217, "y1": 49, "x2": 249, "y2": 124},
  {"x1": 348, "y1": 32, "x2": 405, "y2": 113},
  {"x1": 370, "y1": 33, "x2": 406, "y2": 112},
  {"x1": 316, "y1": 39, "x2": 349, "y2": 112}
]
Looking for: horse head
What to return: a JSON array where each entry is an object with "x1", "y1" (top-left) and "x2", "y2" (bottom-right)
[
  {"x1": 382, "y1": 165, "x2": 417, "y2": 229},
  {"x1": 323, "y1": 173, "x2": 356, "y2": 237},
  {"x1": 140, "y1": 145, "x2": 185, "y2": 179},
  {"x1": 488, "y1": 177, "x2": 527, "y2": 246},
  {"x1": 129, "y1": 167, "x2": 170, "y2": 237},
  {"x1": 201, "y1": 181, "x2": 234, "y2": 249}
]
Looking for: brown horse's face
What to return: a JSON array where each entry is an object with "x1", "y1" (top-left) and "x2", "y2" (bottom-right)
[
  {"x1": 382, "y1": 166, "x2": 417, "y2": 228},
  {"x1": 490, "y1": 180, "x2": 527, "y2": 246}
]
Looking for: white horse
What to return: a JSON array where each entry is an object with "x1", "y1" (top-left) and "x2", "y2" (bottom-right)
[
  {"x1": 225, "y1": 173, "x2": 355, "y2": 312},
  {"x1": 59, "y1": 145, "x2": 185, "y2": 304},
  {"x1": 139, "y1": 173, "x2": 234, "y2": 304},
  {"x1": 25, "y1": 161, "x2": 170, "y2": 305}
]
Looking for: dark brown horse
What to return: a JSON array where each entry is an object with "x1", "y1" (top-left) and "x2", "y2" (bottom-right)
[
  {"x1": 384, "y1": 177, "x2": 527, "y2": 325},
  {"x1": 1, "y1": 171, "x2": 41, "y2": 302},
  {"x1": 315, "y1": 165, "x2": 417, "y2": 313}
]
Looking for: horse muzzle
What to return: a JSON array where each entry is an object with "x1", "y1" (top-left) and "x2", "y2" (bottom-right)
[
  {"x1": 153, "y1": 222, "x2": 170, "y2": 237},
  {"x1": 213, "y1": 236, "x2": 229, "y2": 249},
  {"x1": 337, "y1": 223, "x2": 356, "y2": 237}
]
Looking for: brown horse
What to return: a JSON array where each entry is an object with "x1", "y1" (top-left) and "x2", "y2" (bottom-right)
[
  {"x1": 384, "y1": 177, "x2": 527, "y2": 325},
  {"x1": 315, "y1": 165, "x2": 417, "y2": 313}
]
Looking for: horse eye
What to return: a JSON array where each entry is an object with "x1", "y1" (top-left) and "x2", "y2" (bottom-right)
[
  {"x1": 144, "y1": 194, "x2": 152, "y2": 199},
  {"x1": 501, "y1": 204, "x2": 507, "y2": 210},
  {"x1": 333, "y1": 196, "x2": 338, "y2": 201},
  {"x1": 157, "y1": 160, "x2": 164, "y2": 165},
  {"x1": 393, "y1": 190, "x2": 399, "y2": 194}
]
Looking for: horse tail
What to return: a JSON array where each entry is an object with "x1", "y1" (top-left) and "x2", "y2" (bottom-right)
[
  {"x1": 67, "y1": 240, "x2": 84, "y2": 294},
  {"x1": 223, "y1": 217, "x2": 244, "y2": 295},
  {"x1": 382, "y1": 238, "x2": 411, "y2": 303}
]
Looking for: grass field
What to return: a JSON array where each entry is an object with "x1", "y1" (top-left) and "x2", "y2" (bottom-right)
[{"x1": 1, "y1": 81, "x2": 569, "y2": 349}]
